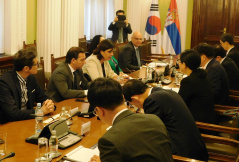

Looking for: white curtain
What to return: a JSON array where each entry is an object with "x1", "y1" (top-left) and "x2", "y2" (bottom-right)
[
  {"x1": 0, "y1": 0, "x2": 4, "y2": 53},
  {"x1": 84, "y1": 0, "x2": 115, "y2": 40},
  {"x1": 4, "y1": 0, "x2": 26, "y2": 55},
  {"x1": 127, "y1": 0, "x2": 188, "y2": 51}
]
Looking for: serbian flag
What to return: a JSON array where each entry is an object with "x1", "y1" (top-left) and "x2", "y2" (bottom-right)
[
  {"x1": 162, "y1": 0, "x2": 181, "y2": 55},
  {"x1": 145, "y1": 0, "x2": 162, "y2": 54}
]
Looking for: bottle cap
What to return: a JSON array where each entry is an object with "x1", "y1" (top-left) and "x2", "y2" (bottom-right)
[
  {"x1": 62, "y1": 107, "x2": 65, "y2": 111},
  {"x1": 51, "y1": 130, "x2": 56, "y2": 135},
  {"x1": 37, "y1": 103, "x2": 41, "y2": 107}
]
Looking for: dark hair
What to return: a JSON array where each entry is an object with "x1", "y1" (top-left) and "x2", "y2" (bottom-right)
[
  {"x1": 13, "y1": 49, "x2": 37, "y2": 71},
  {"x1": 65, "y1": 47, "x2": 85, "y2": 63},
  {"x1": 220, "y1": 33, "x2": 234, "y2": 45},
  {"x1": 180, "y1": 49, "x2": 201, "y2": 71},
  {"x1": 180, "y1": 49, "x2": 207, "y2": 78},
  {"x1": 116, "y1": 10, "x2": 124, "y2": 16},
  {"x1": 122, "y1": 79, "x2": 148, "y2": 102},
  {"x1": 88, "y1": 35, "x2": 102, "y2": 55},
  {"x1": 194, "y1": 43, "x2": 215, "y2": 58},
  {"x1": 93, "y1": 40, "x2": 114, "y2": 60},
  {"x1": 87, "y1": 78, "x2": 124, "y2": 110},
  {"x1": 214, "y1": 44, "x2": 226, "y2": 58}
]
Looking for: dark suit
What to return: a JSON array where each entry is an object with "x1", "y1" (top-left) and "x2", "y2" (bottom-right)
[
  {"x1": 143, "y1": 87, "x2": 208, "y2": 161},
  {"x1": 178, "y1": 69, "x2": 216, "y2": 124},
  {"x1": 118, "y1": 42, "x2": 141, "y2": 70},
  {"x1": 0, "y1": 70, "x2": 49, "y2": 124},
  {"x1": 108, "y1": 22, "x2": 132, "y2": 42},
  {"x1": 221, "y1": 57, "x2": 239, "y2": 90},
  {"x1": 46, "y1": 63, "x2": 90, "y2": 102},
  {"x1": 206, "y1": 58, "x2": 230, "y2": 105},
  {"x1": 227, "y1": 47, "x2": 239, "y2": 69},
  {"x1": 98, "y1": 110, "x2": 173, "y2": 162}
]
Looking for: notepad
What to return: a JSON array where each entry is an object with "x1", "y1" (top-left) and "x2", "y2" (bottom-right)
[{"x1": 64, "y1": 145, "x2": 99, "y2": 162}]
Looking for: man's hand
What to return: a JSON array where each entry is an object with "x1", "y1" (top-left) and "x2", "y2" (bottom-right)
[
  {"x1": 114, "y1": 16, "x2": 118, "y2": 23},
  {"x1": 89, "y1": 155, "x2": 101, "y2": 162},
  {"x1": 42, "y1": 99, "x2": 55, "y2": 115},
  {"x1": 124, "y1": 19, "x2": 128, "y2": 25}
]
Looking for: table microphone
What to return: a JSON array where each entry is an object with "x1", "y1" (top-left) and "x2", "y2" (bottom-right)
[
  {"x1": 51, "y1": 111, "x2": 82, "y2": 130},
  {"x1": 0, "y1": 152, "x2": 15, "y2": 161},
  {"x1": 30, "y1": 114, "x2": 55, "y2": 121},
  {"x1": 125, "y1": 67, "x2": 141, "y2": 79}
]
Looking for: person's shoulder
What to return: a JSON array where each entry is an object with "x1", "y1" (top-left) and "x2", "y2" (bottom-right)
[{"x1": 0, "y1": 70, "x2": 15, "y2": 81}]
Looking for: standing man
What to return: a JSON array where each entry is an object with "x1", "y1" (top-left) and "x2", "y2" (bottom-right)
[
  {"x1": 220, "y1": 33, "x2": 239, "y2": 68},
  {"x1": 123, "y1": 79, "x2": 208, "y2": 161},
  {"x1": 118, "y1": 31, "x2": 143, "y2": 71},
  {"x1": 108, "y1": 10, "x2": 132, "y2": 43},
  {"x1": 194, "y1": 43, "x2": 230, "y2": 105},
  {"x1": 46, "y1": 47, "x2": 90, "y2": 102},
  {"x1": 0, "y1": 49, "x2": 55, "y2": 124},
  {"x1": 88, "y1": 78, "x2": 173, "y2": 162}
]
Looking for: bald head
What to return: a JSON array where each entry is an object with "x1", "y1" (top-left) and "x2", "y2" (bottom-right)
[{"x1": 131, "y1": 31, "x2": 143, "y2": 47}]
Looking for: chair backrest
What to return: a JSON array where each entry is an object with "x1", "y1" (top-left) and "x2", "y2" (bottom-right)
[
  {"x1": 0, "y1": 56, "x2": 14, "y2": 77},
  {"x1": 196, "y1": 121, "x2": 239, "y2": 162},
  {"x1": 51, "y1": 54, "x2": 66, "y2": 73},
  {"x1": 23, "y1": 40, "x2": 37, "y2": 50},
  {"x1": 34, "y1": 57, "x2": 47, "y2": 90},
  {"x1": 115, "y1": 42, "x2": 128, "y2": 60},
  {"x1": 78, "y1": 36, "x2": 88, "y2": 52},
  {"x1": 173, "y1": 155, "x2": 203, "y2": 162}
]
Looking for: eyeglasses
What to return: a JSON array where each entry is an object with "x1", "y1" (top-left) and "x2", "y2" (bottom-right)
[
  {"x1": 93, "y1": 108, "x2": 98, "y2": 116},
  {"x1": 32, "y1": 62, "x2": 39, "y2": 67}
]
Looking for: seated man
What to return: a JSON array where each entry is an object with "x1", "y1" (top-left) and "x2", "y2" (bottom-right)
[
  {"x1": 0, "y1": 49, "x2": 55, "y2": 124},
  {"x1": 194, "y1": 43, "x2": 230, "y2": 105},
  {"x1": 108, "y1": 10, "x2": 132, "y2": 43},
  {"x1": 123, "y1": 79, "x2": 208, "y2": 161},
  {"x1": 88, "y1": 78, "x2": 173, "y2": 162},
  {"x1": 214, "y1": 44, "x2": 239, "y2": 90},
  {"x1": 118, "y1": 31, "x2": 143, "y2": 71},
  {"x1": 220, "y1": 33, "x2": 239, "y2": 68},
  {"x1": 46, "y1": 47, "x2": 90, "y2": 102}
]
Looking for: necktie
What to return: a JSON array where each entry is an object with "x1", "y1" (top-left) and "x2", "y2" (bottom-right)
[
  {"x1": 136, "y1": 48, "x2": 141, "y2": 67},
  {"x1": 118, "y1": 28, "x2": 123, "y2": 43},
  {"x1": 73, "y1": 71, "x2": 77, "y2": 89}
]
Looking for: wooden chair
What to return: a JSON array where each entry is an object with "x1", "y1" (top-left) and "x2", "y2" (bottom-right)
[
  {"x1": 196, "y1": 121, "x2": 239, "y2": 162},
  {"x1": 173, "y1": 155, "x2": 203, "y2": 162},
  {"x1": 23, "y1": 40, "x2": 37, "y2": 50},
  {"x1": 51, "y1": 54, "x2": 66, "y2": 73},
  {"x1": 0, "y1": 56, "x2": 14, "y2": 77},
  {"x1": 34, "y1": 57, "x2": 48, "y2": 90},
  {"x1": 78, "y1": 36, "x2": 88, "y2": 52},
  {"x1": 114, "y1": 42, "x2": 128, "y2": 60}
]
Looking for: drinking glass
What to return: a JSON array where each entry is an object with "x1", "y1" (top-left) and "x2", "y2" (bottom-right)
[
  {"x1": 36, "y1": 137, "x2": 48, "y2": 162},
  {"x1": 0, "y1": 132, "x2": 7, "y2": 156}
]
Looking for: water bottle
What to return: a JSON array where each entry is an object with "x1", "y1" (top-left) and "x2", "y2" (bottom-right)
[
  {"x1": 49, "y1": 130, "x2": 58, "y2": 158},
  {"x1": 35, "y1": 103, "x2": 43, "y2": 133},
  {"x1": 169, "y1": 55, "x2": 173, "y2": 68},
  {"x1": 147, "y1": 66, "x2": 152, "y2": 80},
  {"x1": 157, "y1": 81, "x2": 163, "y2": 88}
]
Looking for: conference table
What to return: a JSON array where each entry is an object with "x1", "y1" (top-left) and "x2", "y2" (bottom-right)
[{"x1": 0, "y1": 66, "x2": 182, "y2": 162}]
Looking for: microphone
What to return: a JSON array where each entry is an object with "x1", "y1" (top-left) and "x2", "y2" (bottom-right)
[
  {"x1": 0, "y1": 152, "x2": 15, "y2": 161},
  {"x1": 30, "y1": 114, "x2": 55, "y2": 121},
  {"x1": 125, "y1": 67, "x2": 141, "y2": 79},
  {"x1": 52, "y1": 111, "x2": 82, "y2": 130}
]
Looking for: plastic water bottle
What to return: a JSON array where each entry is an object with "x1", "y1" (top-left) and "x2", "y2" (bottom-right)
[
  {"x1": 157, "y1": 81, "x2": 163, "y2": 88},
  {"x1": 35, "y1": 103, "x2": 43, "y2": 133},
  {"x1": 147, "y1": 66, "x2": 152, "y2": 80},
  {"x1": 169, "y1": 55, "x2": 173, "y2": 68},
  {"x1": 49, "y1": 130, "x2": 58, "y2": 158}
]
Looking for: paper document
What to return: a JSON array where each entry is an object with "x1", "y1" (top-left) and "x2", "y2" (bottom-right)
[
  {"x1": 148, "y1": 62, "x2": 168, "y2": 68},
  {"x1": 64, "y1": 145, "x2": 99, "y2": 162}
]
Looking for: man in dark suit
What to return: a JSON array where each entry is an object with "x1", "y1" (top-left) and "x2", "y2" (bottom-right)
[
  {"x1": 108, "y1": 10, "x2": 132, "y2": 43},
  {"x1": 0, "y1": 49, "x2": 55, "y2": 124},
  {"x1": 220, "y1": 33, "x2": 239, "y2": 68},
  {"x1": 195, "y1": 43, "x2": 230, "y2": 105},
  {"x1": 88, "y1": 78, "x2": 173, "y2": 162},
  {"x1": 123, "y1": 79, "x2": 208, "y2": 161},
  {"x1": 118, "y1": 31, "x2": 143, "y2": 71},
  {"x1": 214, "y1": 44, "x2": 239, "y2": 90},
  {"x1": 46, "y1": 47, "x2": 90, "y2": 102}
]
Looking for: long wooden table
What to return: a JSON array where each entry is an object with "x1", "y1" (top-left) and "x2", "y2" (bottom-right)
[{"x1": 0, "y1": 99, "x2": 109, "y2": 162}]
